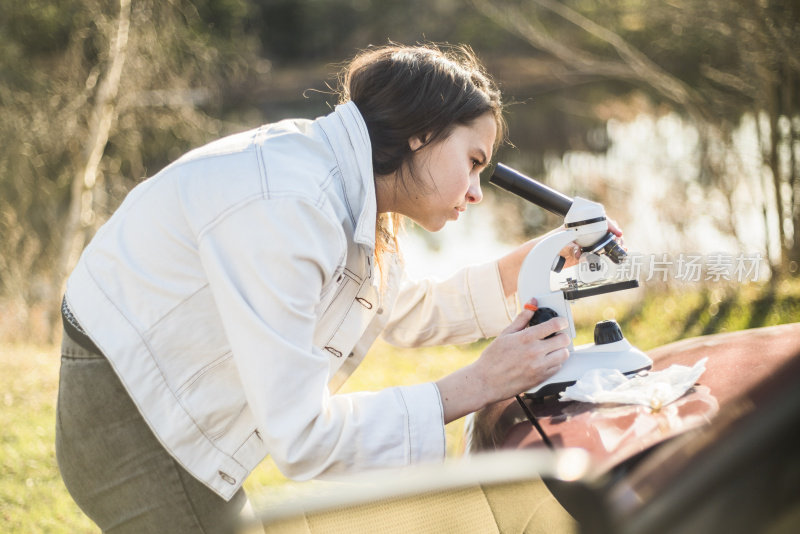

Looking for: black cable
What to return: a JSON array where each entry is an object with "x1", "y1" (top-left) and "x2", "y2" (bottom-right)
[{"x1": 515, "y1": 394, "x2": 554, "y2": 450}]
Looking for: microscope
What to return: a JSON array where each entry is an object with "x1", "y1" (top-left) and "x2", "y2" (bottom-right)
[{"x1": 491, "y1": 163, "x2": 652, "y2": 398}]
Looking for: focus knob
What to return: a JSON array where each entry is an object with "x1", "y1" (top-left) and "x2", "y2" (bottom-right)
[
  {"x1": 529, "y1": 307, "x2": 559, "y2": 338},
  {"x1": 594, "y1": 320, "x2": 623, "y2": 345}
]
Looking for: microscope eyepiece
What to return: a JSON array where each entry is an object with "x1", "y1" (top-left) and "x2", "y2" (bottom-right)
[{"x1": 490, "y1": 163, "x2": 573, "y2": 217}]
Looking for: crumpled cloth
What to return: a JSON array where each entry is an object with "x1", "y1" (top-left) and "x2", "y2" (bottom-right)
[{"x1": 559, "y1": 357, "x2": 708, "y2": 409}]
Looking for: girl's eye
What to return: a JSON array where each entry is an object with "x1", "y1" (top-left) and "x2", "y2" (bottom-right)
[{"x1": 471, "y1": 159, "x2": 480, "y2": 168}]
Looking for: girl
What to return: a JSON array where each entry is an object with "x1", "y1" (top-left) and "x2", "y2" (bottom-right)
[{"x1": 57, "y1": 43, "x2": 598, "y2": 533}]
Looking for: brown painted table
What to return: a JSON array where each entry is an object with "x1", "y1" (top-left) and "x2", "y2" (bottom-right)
[{"x1": 466, "y1": 323, "x2": 800, "y2": 475}]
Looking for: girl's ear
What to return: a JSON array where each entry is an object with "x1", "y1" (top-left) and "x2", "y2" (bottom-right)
[{"x1": 408, "y1": 132, "x2": 430, "y2": 151}]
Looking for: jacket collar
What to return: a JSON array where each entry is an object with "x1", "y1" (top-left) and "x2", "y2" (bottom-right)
[{"x1": 317, "y1": 102, "x2": 376, "y2": 251}]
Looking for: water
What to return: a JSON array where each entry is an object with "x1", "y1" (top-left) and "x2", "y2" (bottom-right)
[{"x1": 403, "y1": 112, "x2": 774, "y2": 283}]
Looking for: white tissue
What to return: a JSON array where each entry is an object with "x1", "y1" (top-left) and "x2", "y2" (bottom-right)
[{"x1": 559, "y1": 357, "x2": 708, "y2": 409}]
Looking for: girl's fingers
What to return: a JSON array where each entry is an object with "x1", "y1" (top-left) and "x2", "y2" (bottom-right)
[
  {"x1": 608, "y1": 218, "x2": 623, "y2": 237},
  {"x1": 527, "y1": 317, "x2": 569, "y2": 341},
  {"x1": 504, "y1": 298, "x2": 539, "y2": 334}
]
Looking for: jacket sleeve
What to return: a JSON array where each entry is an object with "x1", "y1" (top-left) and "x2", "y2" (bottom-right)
[
  {"x1": 380, "y1": 261, "x2": 518, "y2": 348},
  {"x1": 197, "y1": 196, "x2": 445, "y2": 481}
]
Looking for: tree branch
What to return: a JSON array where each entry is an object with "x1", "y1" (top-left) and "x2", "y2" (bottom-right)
[
  {"x1": 57, "y1": 0, "x2": 132, "y2": 290},
  {"x1": 471, "y1": 0, "x2": 706, "y2": 122}
]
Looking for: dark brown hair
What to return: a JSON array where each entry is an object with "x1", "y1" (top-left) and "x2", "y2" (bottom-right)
[{"x1": 338, "y1": 43, "x2": 505, "y2": 269}]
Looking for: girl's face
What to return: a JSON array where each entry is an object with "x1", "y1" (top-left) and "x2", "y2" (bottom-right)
[{"x1": 395, "y1": 112, "x2": 497, "y2": 232}]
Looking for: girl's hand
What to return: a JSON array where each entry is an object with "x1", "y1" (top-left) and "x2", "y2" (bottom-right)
[
  {"x1": 435, "y1": 298, "x2": 570, "y2": 423},
  {"x1": 607, "y1": 218, "x2": 623, "y2": 238},
  {"x1": 473, "y1": 298, "x2": 570, "y2": 404},
  {"x1": 559, "y1": 218, "x2": 624, "y2": 269},
  {"x1": 607, "y1": 218, "x2": 626, "y2": 252},
  {"x1": 558, "y1": 242, "x2": 582, "y2": 269}
]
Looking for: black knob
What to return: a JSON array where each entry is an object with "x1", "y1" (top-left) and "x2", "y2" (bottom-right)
[
  {"x1": 594, "y1": 320, "x2": 623, "y2": 345},
  {"x1": 529, "y1": 307, "x2": 559, "y2": 338}
]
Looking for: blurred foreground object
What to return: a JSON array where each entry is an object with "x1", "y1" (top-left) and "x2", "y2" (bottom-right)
[{"x1": 243, "y1": 449, "x2": 586, "y2": 534}]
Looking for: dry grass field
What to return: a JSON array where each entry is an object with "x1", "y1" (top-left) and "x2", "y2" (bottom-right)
[{"x1": 0, "y1": 339, "x2": 481, "y2": 532}]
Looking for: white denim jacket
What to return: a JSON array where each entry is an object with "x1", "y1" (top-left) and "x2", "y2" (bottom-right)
[{"x1": 65, "y1": 102, "x2": 516, "y2": 500}]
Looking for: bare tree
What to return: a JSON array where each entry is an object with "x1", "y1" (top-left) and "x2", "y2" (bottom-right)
[
  {"x1": 472, "y1": 0, "x2": 799, "y2": 276},
  {"x1": 0, "y1": 0, "x2": 264, "y2": 340},
  {"x1": 57, "y1": 0, "x2": 132, "y2": 296}
]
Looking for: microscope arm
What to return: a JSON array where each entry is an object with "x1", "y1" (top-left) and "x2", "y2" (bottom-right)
[
  {"x1": 517, "y1": 229, "x2": 577, "y2": 304},
  {"x1": 517, "y1": 229, "x2": 578, "y2": 341}
]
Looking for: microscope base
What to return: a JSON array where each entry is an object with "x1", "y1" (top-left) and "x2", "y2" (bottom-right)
[{"x1": 525, "y1": 339, "x2": 652, "y2": 398}]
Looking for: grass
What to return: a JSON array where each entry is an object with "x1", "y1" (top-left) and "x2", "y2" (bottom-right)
[
  {"x1": 2, "y1": 278, "x2": 799, "y2": 531},
  {"x1": 571, "y1": 277, "x2": 800, "y2": 350},
  {"x1": 0, "y1": 345, "x2": 96, "y2": 533}
]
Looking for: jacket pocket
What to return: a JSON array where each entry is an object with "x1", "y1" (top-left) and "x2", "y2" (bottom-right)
[{"x1": 177, "y1": 352, "x2": 248, "y2": 441}]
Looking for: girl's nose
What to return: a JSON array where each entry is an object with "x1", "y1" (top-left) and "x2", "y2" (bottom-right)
[{"x1": 467, "y1": 179, "x2": 483, "y2": 204}]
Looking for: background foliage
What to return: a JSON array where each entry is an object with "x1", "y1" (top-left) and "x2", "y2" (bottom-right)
[
  {"x1": 1, "y1": 0, "x2": 798, "y2": 341},
  {"x1": 1, "y1": 0, "x2": 799, "y2": 341}
]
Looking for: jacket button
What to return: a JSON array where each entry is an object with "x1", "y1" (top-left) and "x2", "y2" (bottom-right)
[
  {"x1": 348, "y1": 352, "x2": 354, "y2": 358},
  {"x1": 218, "y1": 471, "x2": 236, "y2": 485},
  {"x1": 376, "y1": 308, "x2": 383, "y2": 315}
]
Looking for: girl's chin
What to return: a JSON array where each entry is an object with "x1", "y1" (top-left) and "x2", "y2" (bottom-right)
[
  {"x1": 406, "y1": 210, "x2": 452, "y2": 232},
  {"x1": 418, "y1": 218, "x2": 447, "y2": 233}
]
